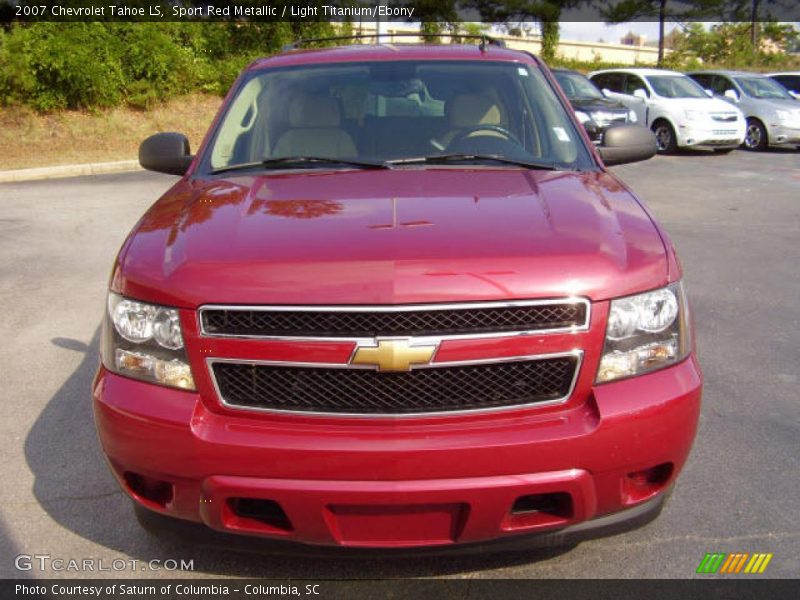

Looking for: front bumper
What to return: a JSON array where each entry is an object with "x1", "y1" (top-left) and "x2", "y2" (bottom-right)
[
  {"x1": 766, "y1": 123, "x2": 800, "y2": 146},
  {"x1": 676, "y1": 122, "x2": 745, "y2": 148},
  {"x1": 93, "y1": 355, "x2": 702, "y2": 549}
]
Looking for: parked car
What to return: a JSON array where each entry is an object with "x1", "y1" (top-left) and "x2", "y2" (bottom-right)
[
  {"x1": 589, "y1": 68, "x2": 745, "y2": 153},
  {"x1": 95, "y1": 41, "x2": 702, "y2": 553},
  {"x1": 766, "y1": 72, "x2": 800, "y2": 100},
  {"x1": 551, "y1": 68, "x2": 639, "y2": 144},
  {"x1": 688, "y1": 71, "x2": 800, "y2": 150}
]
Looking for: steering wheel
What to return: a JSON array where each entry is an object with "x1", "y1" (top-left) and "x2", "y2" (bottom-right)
[{"x1": 449, "y1": 124, "x2": 523, "y2": 148}]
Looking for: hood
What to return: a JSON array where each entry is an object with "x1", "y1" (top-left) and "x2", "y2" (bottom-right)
[
  {"x1": 656, "y1": 96, "x2": 739, "y2": 114},
  {"x1": 569, "y1": 96, "x2": 628, "y2": 112},
  {"x1": 118, "y1": 169, "x2": 669, "y2": 307},
  {"x1": 748, "y1": 97, "x2": 800, "y2": 112}
]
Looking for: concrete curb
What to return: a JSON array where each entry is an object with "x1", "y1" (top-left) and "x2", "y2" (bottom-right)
[{"x1": 0, "y1": 160, "x2": 142, "y2": 183}]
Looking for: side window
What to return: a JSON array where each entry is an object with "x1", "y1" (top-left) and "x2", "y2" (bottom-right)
[
  {"x1": 623, "y1": 75, "x2": 648, "y2": 96},
  {"x1": 593, "y1": 73, "x2": 624, "y2": 93},
  {"x1": 774, "y1": 75, "x2": 800, "y2": 94},
  {"x1": 712, "y1": 76, "x2": 734, "y2": 96},
  {"x1": 691, "y1": 74, "x2": 712, "y2": 90}
]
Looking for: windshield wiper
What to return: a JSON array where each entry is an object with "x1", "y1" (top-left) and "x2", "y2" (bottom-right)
[
  {"x1": 386, "y1": 154, "x2": 560, "y2": 170},
  {"x1": 211, "y1": 156, "x2": 390, "y2": 175}
]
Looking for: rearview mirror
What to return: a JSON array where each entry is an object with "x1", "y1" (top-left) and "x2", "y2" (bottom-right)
[
  {"x1": 704, "y1": 89, "x2": 713, "y2": 97},
  {"x1": 724, "y1": 89, "x2": 739, "y2": 102},
  {"x1": 598, "y1": 125, "x2": 657, "y2": 166},
  {"x1": 139, "y1": 132, "x2": 193, "y2": 176},
  {"x1": 633, "y1": 88, "x2": 648, "y2": 100}
]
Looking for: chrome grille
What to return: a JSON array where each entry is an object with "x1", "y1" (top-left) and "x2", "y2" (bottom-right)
[
  {"x1": 211, "y1": 354, "x2": 580, "y2": 416},
  {"x1": 200, "y1": 300, "x2": 589, "y2": 339}
]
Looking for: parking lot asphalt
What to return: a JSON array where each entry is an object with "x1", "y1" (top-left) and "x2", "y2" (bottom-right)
[{"x1": 0, "y1": 149, "x2": 797, "y2": 579}]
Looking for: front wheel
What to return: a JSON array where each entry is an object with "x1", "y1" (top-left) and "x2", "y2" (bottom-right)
[
  {"x1": 652, "y1": 121, "x2": 677, "y2": 154},
  {"x1": 743, "y1": 118, "x2": 768, "y2": 151}
]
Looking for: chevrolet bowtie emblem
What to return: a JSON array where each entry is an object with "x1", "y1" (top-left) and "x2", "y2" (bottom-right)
[{"x1": 350, "y1": 339, "x2": 438, "y2": 372}]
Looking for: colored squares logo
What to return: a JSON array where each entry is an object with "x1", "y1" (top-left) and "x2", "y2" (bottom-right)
[{"x1": 697, "y1": 553, "x2": 773, "y2": 574}]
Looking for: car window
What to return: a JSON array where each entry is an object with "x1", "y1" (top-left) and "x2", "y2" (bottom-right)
[
  {"x1": 708, "y1": 76, "x2": 731, "y2": 96},
  {"x1": 553, "y1": 71, "x2": 603, "y2": 100},
  {"x1": 623, "y1": 75, "x2": 648, "y2": 96},
  {"x1": 735, "y1": 76, "x2": 793, "y2": 100},
  {"x1": 771, "y1": 75, "x2": 800, "y2": 94},
  {"x1": 646, "y1": 75, "x2": 707, "y2": 98},
  {"x1": 592, "y1": 72, "x2": 624, "y2": 93},
  {"x1": 204, "y1": 60, "x2": 591, "y2": 172},
  {"x1": 689, "y1": 74, "x2": 712, "y2": 89}
]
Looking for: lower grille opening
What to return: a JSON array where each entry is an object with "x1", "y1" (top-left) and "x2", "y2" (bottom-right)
[
  {"x1": 511, "y1": 492, "x2": 573, "y2": 518},
  {"x1": 228, "y1": 498, "x2": 293, "y2": 532},
  {"x1": 124, "y1": 472, "x2": 173, "y2": 507},
  {"x1": 212, "y1": 355, "x2": 579, "y2": 415}
]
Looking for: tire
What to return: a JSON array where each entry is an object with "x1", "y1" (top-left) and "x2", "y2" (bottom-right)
[
  {"x1": 713, "y1": 148, "x2": 735, "y2": 154},
  {"x1": 743, "y1": 118, "x2": 768, "y2": 151},
  {"x1": 652, "y1": 120, "x2": 677, "y2": 154}
]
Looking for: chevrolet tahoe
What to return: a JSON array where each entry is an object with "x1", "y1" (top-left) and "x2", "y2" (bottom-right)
[{"x1": 93, "y1": 41, "x2": 702, "y2": 552}]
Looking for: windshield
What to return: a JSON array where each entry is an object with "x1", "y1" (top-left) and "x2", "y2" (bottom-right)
[
  {"x1": 646, "y1": 75, "x2": 707, "y2": 99},
  {"x1": 735, "y1": 76, "x2": 792, "y2": 100},
  {"x1": 203, "y1": 60, "x2": 591, "y2": 173},
  {"x1": 553, "y1": 71, "x2": 603, "y2": 100}
]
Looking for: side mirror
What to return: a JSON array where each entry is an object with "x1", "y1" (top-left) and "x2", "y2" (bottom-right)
[
  {"x1": 724, "y1": 89, "x2": 739, "y2": 102},
  {"x1": 705, "y1": 89, "x2": 713, "y2": 98},
  {"x1": 139, "y1": 132, "x2": 193, "y2": 176},
  {"x1": 632, "y1": 88, "x2": 648, "y2": 100},
  {"x1": 598, "y1": 125, "x2": 657, "y2": 166},
  {"x1": 789, "y1": 91, "x2": 800, "y2": 100},
  {"x1": 601, "y1": 88, "x2": 611, "y2": 98}
]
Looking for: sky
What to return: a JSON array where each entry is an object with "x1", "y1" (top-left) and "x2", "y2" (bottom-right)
[{"x1": 559, "y1": 22, "x2": 679, "y2": 44}]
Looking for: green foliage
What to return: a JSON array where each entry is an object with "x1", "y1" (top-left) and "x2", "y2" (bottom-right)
[
  {"x1": 667, "y1": 21, "x2": 800, "y2": 70},
  {"x1": 0, "y1": 20, "x2": 339, "y2": 112}
]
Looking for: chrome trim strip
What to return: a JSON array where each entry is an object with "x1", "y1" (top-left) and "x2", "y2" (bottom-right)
[
  {"x1": 197, "y1": 298, "x2": 591, "y2": 341},
  {"x1": 205, "y1": 350, "x2": 583, "y2": 419}
]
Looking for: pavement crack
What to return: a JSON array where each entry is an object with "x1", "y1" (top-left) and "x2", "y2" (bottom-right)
[
  {"x1": 611, "y1": 530, "x2": 800, "y2": 548},
  {"x1": 21, "y1": 489, "x2": 124, "y2": 506}
]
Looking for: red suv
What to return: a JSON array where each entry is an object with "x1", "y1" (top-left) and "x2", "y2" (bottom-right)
[{"x1": 93, "y1": 41, "x2": 701, "y2": 551}]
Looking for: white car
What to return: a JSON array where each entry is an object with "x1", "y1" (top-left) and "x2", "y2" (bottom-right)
[{"x1": 589, "y1": 68, "x2": 746, "y2": 153}]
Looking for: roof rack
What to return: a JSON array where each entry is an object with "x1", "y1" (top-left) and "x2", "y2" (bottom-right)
[{"x1": 281, "y1": 33, "x2": 507, "y2": 52}]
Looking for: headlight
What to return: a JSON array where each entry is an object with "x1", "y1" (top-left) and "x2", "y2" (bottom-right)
[
  {"x1": 596, "y1": 282, "x2": 691, "y2": 383},
  {"x1": 574, "y1": 110, "x2": 591, "y2": 124},
  {"x1": 683, "y1": 110, "x2": 701, "y2": 122},
  {"x1": 103, "y1": 292, "x2": 195, "y2": 390},
  {"x1": 627, "y1": 109, "x2": 638, "y2": 123}
]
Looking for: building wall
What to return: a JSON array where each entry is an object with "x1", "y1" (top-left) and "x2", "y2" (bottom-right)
[{"x1": 357, "y1": 26, "x2": 665, "y2": 65}]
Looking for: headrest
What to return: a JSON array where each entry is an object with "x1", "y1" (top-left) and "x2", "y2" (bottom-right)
[
  {"x1": 288, "y1": 94, "x2": 341, "y2": 128},
  {"x1": 447, "y1": 93, "x2": 501, "y2": 127}
]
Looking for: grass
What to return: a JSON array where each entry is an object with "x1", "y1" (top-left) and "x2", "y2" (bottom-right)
[{"x1": 0, "y1": 94, "x2": 222, "y2": 171}]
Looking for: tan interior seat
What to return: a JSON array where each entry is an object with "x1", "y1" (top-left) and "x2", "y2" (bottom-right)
[
  {"x1": 272, "y1": 94, "x2": 356, "y2": 158},
  {"x1": 439, "y1": 92, "x2": 504, "y2": 148}
]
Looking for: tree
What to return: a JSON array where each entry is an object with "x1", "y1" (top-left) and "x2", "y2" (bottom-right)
[
  {"x1": 668, "y1": 20, "x2": 799, "y2": 67},
  {"x1": 600, "y1": 0, "x2": 721, "y2": 66},
  {"x1": 468, "y1": 1, "x2": 583, "y2": 63}
]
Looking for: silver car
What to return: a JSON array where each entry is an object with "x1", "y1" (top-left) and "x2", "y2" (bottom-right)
[{"x1": 688, "y1": 70, "x2": 800, "y2": 150}]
